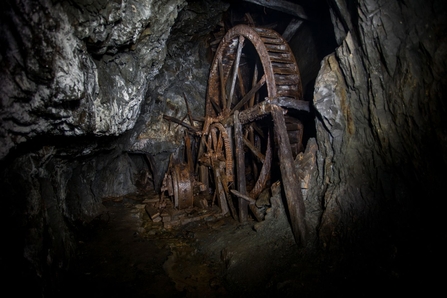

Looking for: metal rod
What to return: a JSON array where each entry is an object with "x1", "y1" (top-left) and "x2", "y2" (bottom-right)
[
  {"x1": 230, "y1": 74, "x2": 266, "y2": 116},
  {"x1": 163, "y1": 114, "x2": 199, "y2": 133}
]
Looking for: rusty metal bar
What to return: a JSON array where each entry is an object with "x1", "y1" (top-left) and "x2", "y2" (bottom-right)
[
  {"x1": 163, "y1": 114, "x2": 200, "y2": 133},
  {"x1": 238, "y1": 101, "x2": 274, "y2": 125},
  {"x1": 243, "y1": 136, "x2": 265, "y2": 163},
  {"x1": 248, "y1": 130, "x2": 272, "y2": 200},
  {"x1": 230, "y1": 74, "x2": 266, "y2": 116},
  {"x1": 184, "y1": 132, "x2": 194, "y2": 176}
]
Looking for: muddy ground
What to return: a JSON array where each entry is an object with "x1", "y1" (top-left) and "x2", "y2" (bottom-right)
[{"x1": 58, "y1": 187, "x2": 426, "y2": 298}]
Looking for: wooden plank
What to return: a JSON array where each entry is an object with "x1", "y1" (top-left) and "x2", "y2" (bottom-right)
[
  {"x1": 234, "y1": 110, "x2": 249, "y2": 222},
  {"x1": 282, "y1": 18, "x2": 304, "y2": 42},
  {"x1": 271, "y1": 97, "x2": 310, "y2": 112},
  {"x1": 230, "y1": 189, "x2": 264, "y2": 222},
  {"x1": 230, "y1": 189, "x2": 256, "y2": 204},
  {"x1": 228, "y1": 36, "x2": 245, "y2": 110},
  {"x1": 213, "y1": 167, "x2": 229, "y2": 215},
  {"x1": 243, "y1": 0, "x2": 310, "y2": 20},
  {"x1": 163, "y1": 115, "x2": 199, "y2": 133},
  {"x1": 271, "y1": 105, "x2": 306, "y2": 245},
  {"x1": 145, "y1": 204, "x2": 160, "y2": 221}
]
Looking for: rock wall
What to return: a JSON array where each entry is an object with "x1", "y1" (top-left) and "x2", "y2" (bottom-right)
[
  {"x1": 2, "y1": 0, "x2": 447, "y2": 294},
  {"x1": 306, "y1": 0, "x2": 447, "y2": 267},
  {"x1": 0, "y1": 0, "x2": 186, "y2": 160},
  {"x1": 0, "y1": 0, "x2": 186, "y2": 293}
]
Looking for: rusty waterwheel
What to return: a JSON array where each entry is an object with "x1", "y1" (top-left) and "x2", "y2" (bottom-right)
[{"x1": 199, "y1": 25, "x2": 308, "y2": 240}]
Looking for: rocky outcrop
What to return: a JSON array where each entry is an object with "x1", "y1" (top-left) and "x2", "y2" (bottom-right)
[
  {"x1": 0, "y1": 0, "x2": 186, "y2": 160},
  {"x1": 0, "y1": 0, "x2": 186, "y2": 293},
  {"x1": 307, "y1": 0, "x2": 447, "y2": 259}
]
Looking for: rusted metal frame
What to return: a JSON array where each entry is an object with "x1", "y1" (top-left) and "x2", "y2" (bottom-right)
[
  {"x1": 234, "y1": 110, "x2": 249, "y2": 222},
  {"x1": 184, "y1": 132, "x2": 194, "y2": 176},
  {"x1": 248, "y1": 129, "x2": 272, "y2": 200},
  {"x1": 250, "y1": 122, "x2": 265, "y2": 139},
  {"x1": 238, "y1": 101, "x2": 275, "y2": 125},
  {"x1": 228, "y1": 35, "x2": 245, "y2": 111},
  {"x1": 210, "y1": 122, "x2": 234, "y2": 182},
  {"x1": 218, "y1": 56, "x2": 227, "y2": 110},
  {"x1": 243, "y1": 136, "x2": 265, "y2": 163},
  {"x1": 249, "y1": 62, "x2": 258, "y2": 108},
  {"x1": 237, "y1": 68, "x2": 246, "y2": 97},
  {"x1": 247, "y1": 126, "x2": 259, "y2": 179},
  {"x1": 270, "y1": 105, "x2": 306, "y2": 245},
  {"x1": 248, "y1": 59, "x2": 260, "y2": 180},
  {"x1": 219, "y1": 166, "x2": 239, "y2": 221},
  {"x1": 230, "y1": 74, "x2": 266, "y2": 116},
  {"x1": 211, "y1": 97, "x2": 222, "y2": 114},
  {"x1": 213, "y1": 164, "x2": 229, "y2": 216},
  {"x1": 210, "y1": 126, "x2": 218, "y2": 154},
  {"x1": 206, "y1": 25, "x2": 277, "y2": 121}
]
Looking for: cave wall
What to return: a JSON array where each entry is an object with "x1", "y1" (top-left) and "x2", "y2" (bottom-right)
[
  {"x1": 1, "y1": 0, "x2": 447, "y2": 294},
  {"x1": 0, "y1": 0, "x2": 186, "y2": 160},
  {"x1": 0, "y1": 0, "x2": 187, "y2": 293},
  {"x1": 306, "y1": 0, "x2": 447, "y2": 267}
]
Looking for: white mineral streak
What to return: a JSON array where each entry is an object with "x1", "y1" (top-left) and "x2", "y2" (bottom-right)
[{"x1": 0, "y1": 0, "x2": 186, "y2": 159}]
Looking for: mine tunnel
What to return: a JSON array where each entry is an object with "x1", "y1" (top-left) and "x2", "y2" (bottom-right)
[{"x1": 1, "y1": 0, "x2": 446, "y2": 297}]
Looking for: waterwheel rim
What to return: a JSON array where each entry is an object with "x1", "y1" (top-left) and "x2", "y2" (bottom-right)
[{"x1": 202, "y1": 24, "x2": 304, "y2": 216}]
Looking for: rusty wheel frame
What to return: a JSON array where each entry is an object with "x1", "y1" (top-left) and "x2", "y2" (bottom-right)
[{"x1": 200, "y1": 24, "x2": 305, "y2": 221}]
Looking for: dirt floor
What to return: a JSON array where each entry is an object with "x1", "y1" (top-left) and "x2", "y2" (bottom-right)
[
  {"x1": 58, "y1": 185, "x2": 431, "y2": 298},
  {"x1": 59, "y1": 185, "x2": 334, "y2": 298}
]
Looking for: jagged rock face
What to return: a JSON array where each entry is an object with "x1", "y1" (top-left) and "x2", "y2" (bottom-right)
[
  {"x1": 130, "y1": 0, "x2": 229, "y2": 156},
  {"x1": 0, "y1": 0, "x2": 186, "y2": 291},
  {"x1": 0, "y1": 0, "x2": 186, "y2": 159},
  {"x1": 307, "y1": 0, "x2": 447, "y2": 252}
]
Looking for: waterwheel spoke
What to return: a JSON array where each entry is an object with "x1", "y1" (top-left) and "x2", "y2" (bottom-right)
[
  {"x1": 243, "y1": 136, "x2": 265, "y2": 163},
  {"x1": 249, "y1": 62, "x2": 258, "y2": 108},
  {"x1": 249, "y1": 130, "x2": 272, "y2": 200},
  {"x1": 218, "y1": 56, "x2": 227, "y2": 110},
  {"x1": 228, "y1": 35, "x2": 245, "y2": 110},
  {"x1": 230, "y1": 74, "x2": 266, "y2": 115}
]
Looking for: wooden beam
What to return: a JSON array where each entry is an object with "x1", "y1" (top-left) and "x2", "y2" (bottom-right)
[
  {"x1": 234, "y1": 110, "x2": 249, "y2": 222},
  {"x1": 282, "y1": 18, "x2": 304, "y2": 42},
  {"x1": 271, "y1": 105, "x2": 307, "y2": 245},
  {"x1": 243, "y1": 0, "x2": 310, "y2": 20}
]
